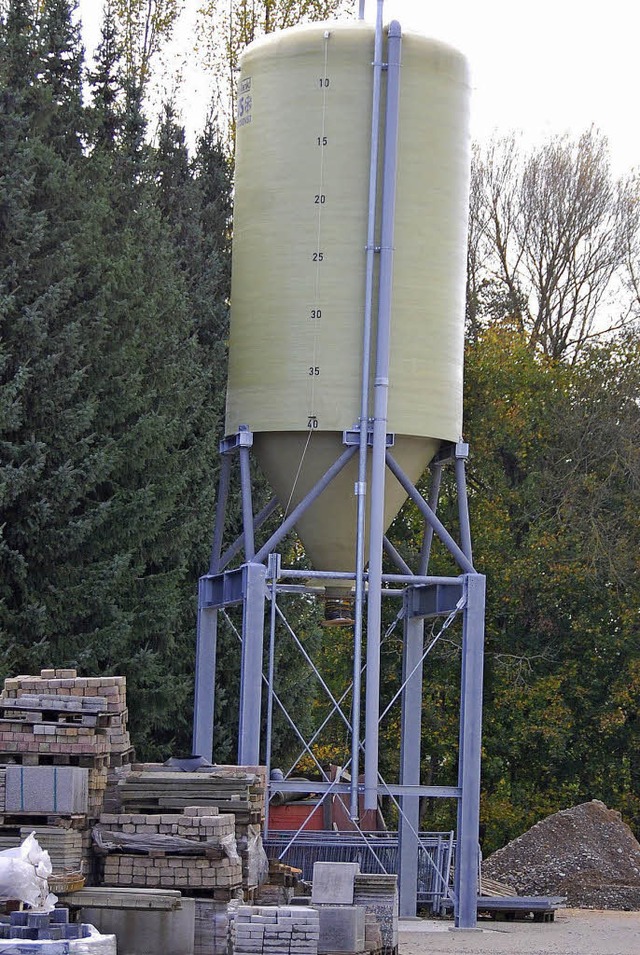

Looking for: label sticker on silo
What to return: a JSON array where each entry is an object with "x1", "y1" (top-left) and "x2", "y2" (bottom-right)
[{"x1": 237, "y1": 77, "x2": 253, "y2": 127}]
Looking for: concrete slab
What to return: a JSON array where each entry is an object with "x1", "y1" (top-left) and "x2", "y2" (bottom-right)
[
  {"x1": 312, "y1": 862, "x2": 359, "y2": 904},
  {"x1": 317, "y1": 906, "x2": 364, "y2": 954}
]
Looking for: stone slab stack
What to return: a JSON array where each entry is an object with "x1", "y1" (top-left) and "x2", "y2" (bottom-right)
[
  {"x1": 1, "y1": 669, "x2": 133, "y2": 819},
  {"x1": 229, "y1": 904, "x2": 320, "y2": 955},
  {"x1": 309, "y1": 863, "x2": 394, "y2": 955},
  {"x1": 96, "y1": 806, "x2": 243, "y2": 895},
  {"x1": 353, "y1": 875, "x2": 398, "y2": 955},
  {"x1": 120, "y1": 767, "x2": 267, "y2": 892},
  {"x1": 194, "y1": 898, "x2": 232, "y2": 955},
  {"x1": 310, "y1": 862, "x2": 367, "y2": 955},
  {"x1": 19, "y1": 825, "x2": 84, "y2": 873},
  {"x1": 0, "y1": 668, "x2": 133, "y2": 883}
]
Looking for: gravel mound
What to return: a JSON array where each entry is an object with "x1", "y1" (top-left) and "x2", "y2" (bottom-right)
[{"x1": 483, "y1": 800, "x2": 640, "y2": 909}]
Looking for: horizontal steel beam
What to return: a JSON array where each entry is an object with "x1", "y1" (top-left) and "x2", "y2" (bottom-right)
[{"x1": 270, "y1": 780, "x2": 461, "y2": 799}]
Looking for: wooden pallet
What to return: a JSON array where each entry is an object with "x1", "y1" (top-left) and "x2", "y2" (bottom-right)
[
  {"x1": 0, "y1": 812, "x2": 87, "y2": 829},
  {"x1": 0, "y1": 753, "x2": 108, "y2": 768}
]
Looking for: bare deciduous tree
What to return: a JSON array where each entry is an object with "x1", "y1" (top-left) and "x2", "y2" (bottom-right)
[{"x1": 469, "y1": 129, "x2": 635, "y2": 361}]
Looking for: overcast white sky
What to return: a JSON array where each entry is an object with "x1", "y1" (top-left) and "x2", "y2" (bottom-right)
[
  {"x1": 377, "y1": 0, "x2": 640, "y2": 175},
  {"x1": 79, "y1": 0, "x2": 640, "y2": 174}
]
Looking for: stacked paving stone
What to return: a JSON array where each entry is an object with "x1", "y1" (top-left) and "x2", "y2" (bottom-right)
[
  {"x1": 0, "y1": 669, "x2": 133, "y2": 883},
  {"x1": 229, "y1": 905, "x2": 320, "y2": 955},
  {"x1": 120, "y1": 766, "x2": 266, "y2": 891},
  {"x1": 0, "y1": 669, "x2": 132, "y2": 820},
  {"x1": 353, "y1": 876, "x2": 398, "y2": 955},
  {"x1": 19, "y1": 826, "x2": 84, "y2": 873},
  {"x1": 0, "y1": 908, "x2": 91, "y2": 942},
  {"x1": 97, "y1": 805, "x2": 243, "y2": 894}
]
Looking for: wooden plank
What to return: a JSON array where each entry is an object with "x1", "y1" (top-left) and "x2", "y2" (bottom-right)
[{"x1": 59, "y1": 887, "x2": 184, "y2": 911}]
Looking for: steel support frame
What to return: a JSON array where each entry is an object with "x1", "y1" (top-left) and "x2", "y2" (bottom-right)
[{"x1": 193, "y1": 436, "x2": 486, "y2": 927}]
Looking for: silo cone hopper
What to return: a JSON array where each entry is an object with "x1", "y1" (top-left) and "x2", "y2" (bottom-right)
[{"x1": 225, "y1": 19, "x2": 470, "y2": 618}]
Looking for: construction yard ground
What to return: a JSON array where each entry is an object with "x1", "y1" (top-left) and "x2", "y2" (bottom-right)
[{"x1": 398, "y1": 909, "x2": 640, "y2": 955}]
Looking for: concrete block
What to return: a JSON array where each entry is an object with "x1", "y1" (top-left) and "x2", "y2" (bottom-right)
[
  {"x1": 311, "y1": 862, "x2": 359, "y2": 904},
  {"x1": 317, "y1": 906, "x2": 364, "y2": 954},
  {"x1": 81, "y1": 899, "x2": 195, "y2": 955},
  {"x1": 5, "y1": 765, "x2": 88, "y2": 814}
]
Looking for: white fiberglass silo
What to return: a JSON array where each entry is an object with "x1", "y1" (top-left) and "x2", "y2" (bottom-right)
[{"x1": 225, "y1": 19, "x2": 470, "y2": 586}]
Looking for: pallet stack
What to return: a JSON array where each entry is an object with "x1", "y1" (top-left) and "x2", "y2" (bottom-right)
[
  {"x1": 111, "y1": 766, "x2": 268, "y2": 955},
  {"x1": 120, "y1": 766, "x2": 267, "y2": 893},
  {"x1": 0, "y1": 668, "x2": 133, "y2": 882}
]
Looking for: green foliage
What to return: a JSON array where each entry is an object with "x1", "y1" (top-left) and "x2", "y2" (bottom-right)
[
  {"x1": 462, "y1": 323, "x2": 640, "y2": 852},
  {"x1": 0, "y1": 0, "x2": 233, "y2": 761}
]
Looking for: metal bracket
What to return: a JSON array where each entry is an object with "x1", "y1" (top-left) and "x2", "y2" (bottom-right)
[
  {"x1": 432, "y1": 441, "x2": 469, "y2": 465},
  {"x1": 343, "y1": 425, "x2": 395, "y2": 448},
  {"x1": 199, "y1": 564, "x2": 269, "y2": 610},
  {"x1": 267, "y1": 552, "x2": 281, "y2": 582},
  {"x1": 405, "y1": 582, "x2": 464, "y2": 619},
  {"x1": 220, "y1": 425, "x2": 253, "y2": 454}
]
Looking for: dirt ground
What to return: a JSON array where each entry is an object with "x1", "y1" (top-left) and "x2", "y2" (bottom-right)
[{"x1": 398, "y1": 909, "x2": 640, "y2": 955}]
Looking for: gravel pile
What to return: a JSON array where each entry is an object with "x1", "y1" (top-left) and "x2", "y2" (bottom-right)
[{"x1": 483, "y1": 800, "x2": 640, "y2": 909}]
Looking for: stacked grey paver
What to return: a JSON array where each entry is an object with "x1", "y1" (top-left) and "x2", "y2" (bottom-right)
[
  {"x1": 353, "y1": 875, "x2": 398, "y2": 954},
  {"x1": 229, "y1": 905, "x2": 319, "y2": 955},
  {"x1": 311, "y1": 862, "x2": 370, "y2": 955},
  {"x1": 0, "y1": 908, "x2": 91, "y2": 943}
]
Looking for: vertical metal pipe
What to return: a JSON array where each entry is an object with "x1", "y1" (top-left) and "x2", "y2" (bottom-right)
[
  {"x1": 358, "y1": 0, "x2": 366, "y2": 18},
  {"x1": 351, "y1": 0, "x2": 384, "y2": 820},
  {"x1": 239, "y1": 446, "x2": 255, "y2": 560},
  {"x1": 418, "y1": 462, "x2": 443, "y2": 575},
  {"x1": 455, "y1": 454, "x2": 473, "y2": 563},
  {"x1": 364, "y1": 19, "x2": 402, "y2": 812},
  {"x1": 209, "y1": 453, "x2": 231, "y2": 574},
  {"x1": 398, "y1": 600, "x2": 424, "y2": 917},
  {"x1": 455, "y1": 573, "x2": 486, "y2": 929},
  {"x1": 264, "y1": 562, "x2": 279, "y2": 838}
]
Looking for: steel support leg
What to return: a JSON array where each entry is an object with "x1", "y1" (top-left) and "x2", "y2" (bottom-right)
[
  {"x1": 398, "y1": 604, "x2": 425, "y2": 917},
  {"x1": 238, "y1": 562, "x2": 267, "y2": 764},
  {"x1": 455, "y1": 573, "x2": 486, "y2": 928},
  {"x1": 193, "y1": 580, "x2": 218, "y2": 761},
  {"x1": 239, "y1": 446, "x2": 255, "y2": 560},
  {"x1": 209, "y1": 453, "x2": 231, "y2": 574}
]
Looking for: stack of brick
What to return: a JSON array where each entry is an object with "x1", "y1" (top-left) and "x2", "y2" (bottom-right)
[
  {"x1": 1, "y1": 669, "x2": 132, "y2": 819},
  {"x1": 120, "y1": 765, "x2": 267, "y2": 891},
  {"x1": 256, "y1": 861, "x2": 303, "y2": 906},
  {"x1": 0, "y1": 669, "x2": 133, "y2": 883},
  {"x1": 229, "y1": 905, "x2": 320, "y2": 955},
  {"x1": 96, "y1": 806, "x2": 243, "y2": 895}
]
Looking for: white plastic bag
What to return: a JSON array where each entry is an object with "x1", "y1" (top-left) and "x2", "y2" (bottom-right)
[{"x1": 0, "y1": 831, "x2": 58, "y2": 910}]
